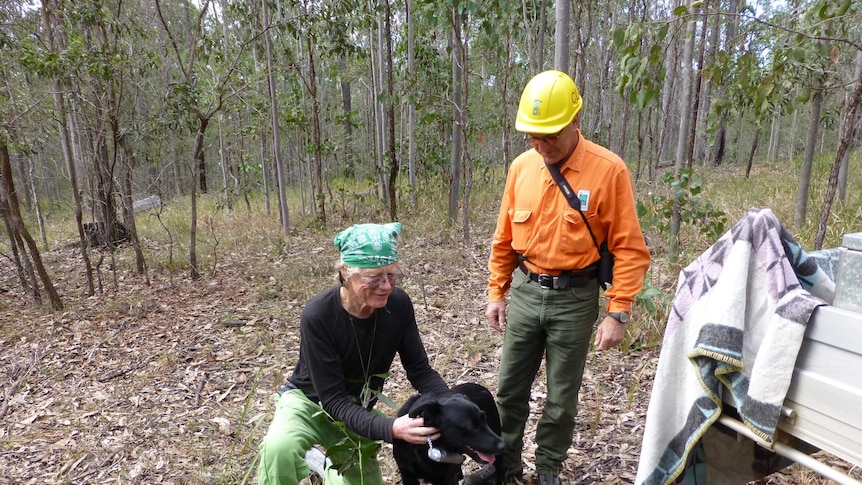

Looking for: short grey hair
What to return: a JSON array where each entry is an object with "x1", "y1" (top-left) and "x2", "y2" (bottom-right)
[{"x1": 334, "y1": 258, "x2": 402, "y2": 284}]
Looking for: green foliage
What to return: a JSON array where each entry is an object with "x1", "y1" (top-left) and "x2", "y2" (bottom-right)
[
  {"x1": 613, "y1": 21, "x2": 668, "y2": 110},
  {"x1": 325, "y1": 418, "x2": 382, "y2": 482},
  {"x1": 306, "y1": 370, "x2": 393, "y2": 483},
  {"x1": 635, "y1": 273, "x2": 665, "y2": 318},
  {"x1": 638, "y1": 169, "x2": 728, "y2": 241}
]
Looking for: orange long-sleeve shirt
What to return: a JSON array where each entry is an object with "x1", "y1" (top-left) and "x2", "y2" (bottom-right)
[{"x1": 488, "y1": 131, "x2": 650, "y2": 313}]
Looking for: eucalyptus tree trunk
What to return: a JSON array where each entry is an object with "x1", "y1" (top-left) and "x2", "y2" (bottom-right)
[
  {"x1": 109, "y1": 67, "x2": 147, "y2": 277},
  {"x1": 597, "y1": 44, "x2": 613, "y2": 147},
  {"x1": 686, "y1": 5, "x2": 708, "y2": 167},
  {"x1": 78, "y1": 20, "x2": 123, "y2": 251},
  {"x1": 0, "y1": 154, "x2": 33, "y2": 292},
  {"x1": 407, "y1": 0, "x2": 418, "y2": 209},
  {"x1": 306, "y1": 34, "x2": 326, "y2": 222},
  {"x1": 698, "y1": 7, "x2": 721, "y2": 162},
  {"x1": 42, "y1": 0, "x2": 94, "y2": 295},
  {"x1": 262, "y1": 0, "x2": 289, "y2": 233},
  {"x1": 189, "y1": 119, "x2": 208, "y2": 279},
  {"x1": 616, "y1": 0, "x2": 637, "y2": 159},
  {"x1": 669, "y1": 9, "x2": 697, "y2": 264},
  {"x1": 794, "y1": 88, "x2": 823, "y2": 229},
  {"x1": 710, "y1": 0, "x2": 739, "y2": 166},
  {"x1": 501, "y1": 32, "x2": 514, "y2": 176},
  {"x1": 572, "y1": 1, "x2": 591, "y2": 92},
  {"x1": 25, "y1": 156, "x2": 48, "y2": 249},
  {"x1": 455, "y1": 7, "x2": 473, "y2": 244},
  {"x1": 744, "y1": 126, "x2": 761, "y2": 179},
  {"x1": 338, "y1": 56, "x2": 355, "y2": 200},
  {"x1": 156, "y1": 0, "x2": 248, "y2": 278},
  {"x1": 815, "y1": 75, "x2": 862, "y2": 249},
  {"x1": 117, "y1": 137, "x2": 147, "y2": 278},
  {"x1": 554, "y1": 0, "x2": 570, "y2": 73},
  {"x1": 369, "y1": 20, "x2": 386, "y2": 199},
  {"x1": 448, "y1": 15, "x2": 464, "y2": 225},
  {"x1": 837, "y1": 44, "x2": 862, "y2": 205},
  {"x1": 536, "y1": 0, "x2": 546, "y2": 73},
  {"x1": 383, "y1": 0, "x2": 398, "y2": 221},
  {"x1": 656, "y1": 0, "x2": 682, "y2": 176},
  {"x1": 218, "y1": 117, "x2": 233, "y2": 212},
  {"x1": 522, "y1": 0, "x2": 546, "y2": 74},
  {"x1": 0, "y1": 143, "x2": 63, "y2": 310},
  {"x1": 767, "y1": 113, "x2": 781, "y2": 161}
]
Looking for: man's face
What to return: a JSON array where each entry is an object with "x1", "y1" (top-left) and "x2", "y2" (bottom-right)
[{"x1": 525, "y1": 114, "x2": 581, "y2": 165}]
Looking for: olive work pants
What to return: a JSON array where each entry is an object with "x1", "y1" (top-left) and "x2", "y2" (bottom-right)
[
  {"x1": 496, "y1": 268, "x2": 600, "y2": 476},
  {"x1": 257, "y1": 389, "x2": 383, "y2": 485}
]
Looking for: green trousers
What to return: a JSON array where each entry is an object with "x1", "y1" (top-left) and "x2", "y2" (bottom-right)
[
  {"x1": 496, "y1": 269, "x2": 599, "y2": 476},
  {"x1": 257, "y1": 389, "x2": 383, "y2": 485}
]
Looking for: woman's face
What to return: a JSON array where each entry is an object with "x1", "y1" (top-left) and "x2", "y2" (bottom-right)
[{"x1": 343, "y1": 263, "x2": 403, "y2": 310}]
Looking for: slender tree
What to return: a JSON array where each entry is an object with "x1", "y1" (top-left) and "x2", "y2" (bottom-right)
[
  {"x1": 554, "y1": 0, "x2": 570, "y2": 73},
  {"x1": 814, "y1": 65, "x2": 862, "y2": 248},
  {"x1": 41, "y1": 0, "x2": 95, "y2": 295},
  {"x1": 261, "y1": 0, "x2": 290, "y2": 233},
  {"x1": 447, "y1": 7, "x2": 464, "y2": 225},
  {"x1": 383, "y1": 0, "x2": 398, "y2": 220},
  {"x1": 0, "y1": 142, "x2": 62, "y2": 310},
  {"x1": 155, "y1": 0, "x2": 255, "y2": 279},
  {"x1": 669, "y1": 6, "x2": 697, "y2": 264}
]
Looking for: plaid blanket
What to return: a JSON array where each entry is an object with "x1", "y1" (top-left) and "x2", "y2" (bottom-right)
[{"x1": 635, "y1": 208, "x2": 834, "y2": 485}]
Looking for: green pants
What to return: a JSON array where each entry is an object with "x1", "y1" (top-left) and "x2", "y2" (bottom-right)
[
  {"x1": 496, "y1": 269, "x2": 599, "y2": 476},
  {"x1": 257, "y1": 389, "x2": 383, "y2": 485}
]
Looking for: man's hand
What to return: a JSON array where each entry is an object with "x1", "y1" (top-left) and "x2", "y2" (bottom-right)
[
  {"x1": 486, "y1": 301, "x2": 507, "y2": 332},
  {"x1": 594, "y1": 315, "x2": 626, "y2": 350},
  {"x1": 392, "y1": 415, "x2": 440, "y2": 444}
]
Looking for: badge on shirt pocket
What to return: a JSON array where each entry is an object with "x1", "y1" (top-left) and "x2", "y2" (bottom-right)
[{"x1": 578, "y1": 190, "x2": 591, "y2": 212}]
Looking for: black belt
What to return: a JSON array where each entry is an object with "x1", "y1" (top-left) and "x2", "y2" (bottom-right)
[{"x1": 518, "y1": 262, "x2": 597, "y2": 290}]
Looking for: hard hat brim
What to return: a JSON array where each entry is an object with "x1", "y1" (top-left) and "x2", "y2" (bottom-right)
[{"x1": 515, "y1": 117, "x2": 573, "y2": 134}]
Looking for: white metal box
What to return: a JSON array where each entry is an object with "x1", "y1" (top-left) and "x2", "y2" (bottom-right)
[{"x1": 779, "y1": 304, "x2": 862, "y2": 467}]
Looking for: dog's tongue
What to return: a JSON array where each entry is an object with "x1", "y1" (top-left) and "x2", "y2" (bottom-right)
[{"x1": 476, "y1": 452, "x2": 496, "y2": 464}]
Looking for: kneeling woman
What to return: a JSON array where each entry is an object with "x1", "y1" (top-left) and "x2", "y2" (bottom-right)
[{"x1": 258, "y1": 222, "x2": 449, "y2": 485}]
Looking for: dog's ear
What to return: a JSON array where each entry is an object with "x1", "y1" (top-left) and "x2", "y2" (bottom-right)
[{"x1": 408, "y1": 397, "x2": 443, "y2": 422}]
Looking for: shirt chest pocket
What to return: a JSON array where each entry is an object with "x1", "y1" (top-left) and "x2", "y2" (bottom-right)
[
  {"x1": 508, "y1": 209, "x2": 533, "y2": 248},
  {"x1": 561, "y1": 210, "x2": 597, "y2": 255}
]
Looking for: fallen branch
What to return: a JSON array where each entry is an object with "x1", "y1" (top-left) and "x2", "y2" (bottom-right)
[{"x1": 97, "y1": 359, "x2": 147, "y2": 383}]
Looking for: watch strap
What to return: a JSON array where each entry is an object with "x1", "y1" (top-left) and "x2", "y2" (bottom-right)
[{"x1": 608, "y1": 311, "x2": 629, "y2": 323}]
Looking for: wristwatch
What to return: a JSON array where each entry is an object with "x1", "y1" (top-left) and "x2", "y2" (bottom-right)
[{"x1": 608, "y1": 311, "x2": 629, "y2": 324}]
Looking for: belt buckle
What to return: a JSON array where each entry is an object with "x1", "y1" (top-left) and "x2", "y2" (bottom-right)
[{"x1": 538, "y1": 274, "x2": 554, "y2": 289}]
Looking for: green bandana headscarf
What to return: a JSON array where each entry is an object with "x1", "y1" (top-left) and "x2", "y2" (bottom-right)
[{"x1": 333, "y1": 222, "x2": 403, "y2": 268}]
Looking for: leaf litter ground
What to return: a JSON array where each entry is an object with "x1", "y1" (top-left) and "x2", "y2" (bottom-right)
[{"x1": 1, "y1": 228, "x2": 858, "y2": 484}]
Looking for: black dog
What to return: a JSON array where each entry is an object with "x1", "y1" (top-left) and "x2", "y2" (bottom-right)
[{"x1": 393, "y1": 383, "x2": 505, "y2": 485}]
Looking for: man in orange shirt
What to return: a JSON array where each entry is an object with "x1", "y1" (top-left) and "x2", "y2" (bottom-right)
[{"x1": 479, "y1": 70, "x2": 650, "y2": 485}]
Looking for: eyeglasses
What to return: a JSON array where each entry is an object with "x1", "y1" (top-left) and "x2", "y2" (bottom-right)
[
  {"x1": 525, "y1": 128, "x2": 565, "y2": 147},
  {"x1": 359, "y1": 273, "x2": 405, "y2": 288}
]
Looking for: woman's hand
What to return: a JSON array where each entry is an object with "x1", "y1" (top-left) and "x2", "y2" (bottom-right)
[{"x1": 392, "y1": 415, "x2": 440, "y2": 444}]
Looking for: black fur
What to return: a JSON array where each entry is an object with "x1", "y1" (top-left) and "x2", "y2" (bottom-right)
[{"x1": 393, "y1": 383, "x2": 505, "y2": 485}]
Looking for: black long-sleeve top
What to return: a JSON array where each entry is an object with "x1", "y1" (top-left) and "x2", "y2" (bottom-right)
[{"x1": 287, "y1": 286, "x2": 448, "y2": 443}]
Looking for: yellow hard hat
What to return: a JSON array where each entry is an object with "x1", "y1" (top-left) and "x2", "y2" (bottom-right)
[{"x1": 515, "y1": 70, "x2": 583, "y2": 134}]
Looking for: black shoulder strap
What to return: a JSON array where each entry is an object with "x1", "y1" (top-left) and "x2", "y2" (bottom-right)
[{"x1": 545, "y1": 162, "x2": 602, "y2": 256}]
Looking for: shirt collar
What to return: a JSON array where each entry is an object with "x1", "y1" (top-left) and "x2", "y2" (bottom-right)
[{"x1": 551, "y1": 129, "x2": 585, "y2": 174}]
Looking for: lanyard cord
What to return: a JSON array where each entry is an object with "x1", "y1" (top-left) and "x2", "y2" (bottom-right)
[{"x1": 348, "y1": 311, "x2": 377, "y2": 405}]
